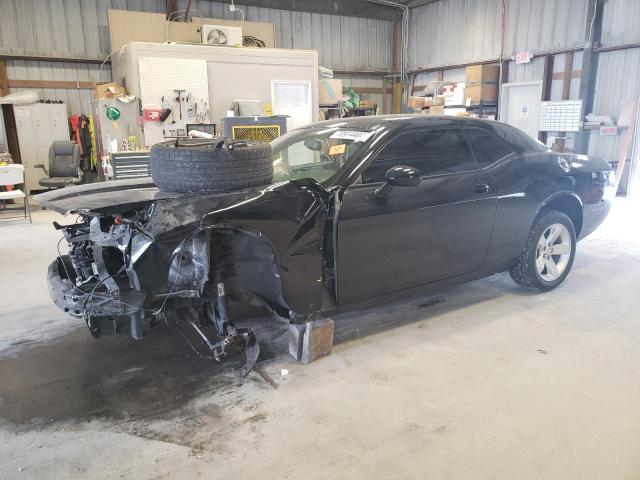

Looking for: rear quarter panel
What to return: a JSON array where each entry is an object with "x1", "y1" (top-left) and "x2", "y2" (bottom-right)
[{"x1": 482, "y1": 152, "x2": 613, "y2": 268}]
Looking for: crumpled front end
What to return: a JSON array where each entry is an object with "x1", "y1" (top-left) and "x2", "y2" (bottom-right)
[{"x1": 48, "y1": 203, "x2": 210, "y2": 339}]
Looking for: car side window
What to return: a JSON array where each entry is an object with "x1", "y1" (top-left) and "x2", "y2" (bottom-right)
[
  {"x1": 361, "y1": 129, "x2": 477, "y2": 184},
  {"x1": 464, "y1": 128, "x2": 515, "y2": 168}
]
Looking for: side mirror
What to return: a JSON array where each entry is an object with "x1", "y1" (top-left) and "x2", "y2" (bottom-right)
[
  {"x1": 385, "y1": 165, "x2": 422, "y2": 187},
  {"x1": 303, "y1": 139, "x2": 322, "y2": 151},
  {"x1": 374, "y1": 165, "x2": 421, "y2": 199}
]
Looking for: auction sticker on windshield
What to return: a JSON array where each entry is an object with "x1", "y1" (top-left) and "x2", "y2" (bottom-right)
[
  {"x1": 329, "y1": 130, "x2": 375, "y2": 142},
  {"x1": 329, "y1": 144, "x2": 347, "y2": 155}
]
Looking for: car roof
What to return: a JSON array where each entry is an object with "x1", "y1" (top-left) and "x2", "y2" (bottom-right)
[
  {"x1": 304, "y1": 114, "x2": 545, "y2": 153},
  {"x1": 308, "y1": 114, "x2": 497, "y2": 131}
]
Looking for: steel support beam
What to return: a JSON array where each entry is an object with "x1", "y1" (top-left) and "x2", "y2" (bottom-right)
[
  {"x1": 0, "y1": 61, "x2": 8, "y2": 97},
  {"x1": 575, "y1": 0, "x2": 604, "y2": 155},
  {"x1": 539, "y1": 54, "x2": 555, "y2": 144}
]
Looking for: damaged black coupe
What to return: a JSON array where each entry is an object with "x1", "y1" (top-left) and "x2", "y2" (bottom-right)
[{"x1": 36, "y1": 116, "x2": 614, "y2": 374}]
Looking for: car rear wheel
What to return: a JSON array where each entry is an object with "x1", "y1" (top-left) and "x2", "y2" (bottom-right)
[{"x1": 509, "y1": 210, "x2": 576, "y2": 291}]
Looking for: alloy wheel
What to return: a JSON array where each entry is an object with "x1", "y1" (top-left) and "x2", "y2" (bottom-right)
[{"x1": 535, "y1": 223, "x2": 572, "y2": 282}]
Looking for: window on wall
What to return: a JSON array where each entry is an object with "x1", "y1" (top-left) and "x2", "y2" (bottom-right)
[
  {"x1": 361, "y1": 129, "x2": 477, "y2": 184},
  {"x1": 271, "y1": 81, "x2": 312, "y2": 131},
  {"x1": 464, "y1": 129, "x2": 515, "y2": 168}
]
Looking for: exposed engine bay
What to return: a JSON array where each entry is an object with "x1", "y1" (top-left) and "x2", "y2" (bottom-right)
[{"x1": 48, "y1": 203, "x2": 297, "y2": 376}]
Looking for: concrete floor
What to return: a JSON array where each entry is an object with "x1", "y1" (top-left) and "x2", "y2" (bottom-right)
[{"x1": 1, "y1": 199, "x2": 639, "y2": 479}]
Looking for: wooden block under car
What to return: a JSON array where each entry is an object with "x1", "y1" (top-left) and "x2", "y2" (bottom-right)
[
  {"x1": 295, "y1": 318, "x2": 334, "y2": 364},
  {"x1": 288, "y1": 323, "x2": 305, "y2": 361}
]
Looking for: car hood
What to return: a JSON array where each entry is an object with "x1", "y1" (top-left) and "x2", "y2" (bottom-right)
[{"x1": 33, "y1": 178, "x2": 267, "y2": 216}]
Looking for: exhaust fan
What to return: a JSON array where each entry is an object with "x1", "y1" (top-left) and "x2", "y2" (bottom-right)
[{"x1": 201, "y1": 25, "x2": 243, "y2": 47}]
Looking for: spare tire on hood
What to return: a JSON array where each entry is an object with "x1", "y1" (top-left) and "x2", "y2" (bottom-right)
[{"x1": 150, "y1": 138, "x2": 273, "y2": 193}]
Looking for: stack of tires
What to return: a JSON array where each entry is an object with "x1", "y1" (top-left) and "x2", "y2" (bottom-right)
[{"x1": 150, "y1": 138, "x2": 273, "y2": 193}]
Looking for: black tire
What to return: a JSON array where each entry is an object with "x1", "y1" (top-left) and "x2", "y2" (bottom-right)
[
  {"x1": 150, "y1": 138, "x2": 273, "y2": 193},
  {"x1": 509, "y1": 210, "x2": 577, "y2": 291}
]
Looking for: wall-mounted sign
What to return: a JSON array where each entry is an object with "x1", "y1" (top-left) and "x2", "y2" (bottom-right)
[
  {"x1": 599, "y1": 126, "x2": 618, "y2": 136},
  {"x1": 515, "y1": 51, "x2": 532, "y2": 64}
]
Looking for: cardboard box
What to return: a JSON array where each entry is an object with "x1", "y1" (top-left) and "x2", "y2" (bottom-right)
[
  {"x1": 359, "y1": 99, "x2": 376, "y2": 108},
  {"x1": 428, "y1": 105, "x2": 445, "y2": 115},
  {"x1": 465, "y1": 65, "x2": 499, "y2": 84},
  {"x1": 408, "y1": 96, "x2": 423, "y2": 109},
  {"x1": 94, "y1": 82, "x2": 127, "y2": 100},
  {"x1": 464, "y1": 83, "x2": 498, "y2": 104},
  {"x1": 319, "y1": 79, "x2": 343, "y2": 105},
  {"x1": 432, "y1": 95, "x2": 445, "y2": 106},
  {"x1": 465, "y1": 65, "x2": 499, "y2": 105},
  {"x1": 408, "y1": 96, "x2": 433, "y2": 109}
]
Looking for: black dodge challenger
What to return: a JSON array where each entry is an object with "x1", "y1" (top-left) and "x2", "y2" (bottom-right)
[{"x1": 36, "y1": 116, "x2": 614, "y2": 373}]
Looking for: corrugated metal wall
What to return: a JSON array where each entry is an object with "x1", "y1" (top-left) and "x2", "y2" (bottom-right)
[
  {"x1": 591, "y1": 0, "x2": 640, "y2": 162},
  {"x1": 589, "y1": 49, "x2": 640, "y2": 161},
  {"x1": 0, "y1": 0, "x2": 393, "y2": 113},
  {"x1": 4, "y1": 61, "x2": 112, "y2": 114},
  {"x1": 408, "y1": 0, "x2": 588, "y2": 71},
  {"x1": 408, "y1": 0, "x2": 640, "y2": 166},
  {"x1": 600, "y1": 0, "x2": 640, "y2": 45},
  {"x1": 2, "y1": 0, "x2": 639, "y2": 162},
  {"x1": 503, "y1": 0, "x2": 586, "y2": 56},
  {"x1": 408, "y1": 0, "x2": 501, "y2": 71}
]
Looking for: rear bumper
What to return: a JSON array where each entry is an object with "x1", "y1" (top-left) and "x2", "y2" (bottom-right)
[{"x1": 579, "y1": 199, "x2": 612, "y2": 240}]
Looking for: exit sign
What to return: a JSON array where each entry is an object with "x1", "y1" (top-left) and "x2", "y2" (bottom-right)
[{"x1": 515, "y1": 51, "x2": 532, "y2": 64}]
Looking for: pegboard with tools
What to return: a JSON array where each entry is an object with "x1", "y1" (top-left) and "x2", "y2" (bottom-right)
[{"x1": 138, "y1": 57, "x2": 210, "y2": 146}]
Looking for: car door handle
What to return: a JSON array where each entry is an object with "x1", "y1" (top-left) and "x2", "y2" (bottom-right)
[{"x1": 471, "y1": 183, "x2": 491, "y2": 194}]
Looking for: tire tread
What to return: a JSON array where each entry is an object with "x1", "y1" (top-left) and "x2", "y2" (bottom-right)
[
  {"x1": 509, "y1": 209, "x2": 576, "y2": 291},
  {"x1": 150, "y1": 140, "x2": 273, "y2": 193}
]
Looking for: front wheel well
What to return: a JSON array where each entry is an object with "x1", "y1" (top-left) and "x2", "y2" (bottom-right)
[
  {"x1": 209, "y1": 227, "x2": 293, "y2": 320},
  {"x1": 541, "y1": 195, "x2": 583, "y2": 237}
]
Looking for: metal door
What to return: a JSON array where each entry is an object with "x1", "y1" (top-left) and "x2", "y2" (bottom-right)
[
  {"x1": 499, "y1": 82, "x2": 542, "y2": 139},
  {"x1": 336, "y1": 171, "x2": 498, "y2": 305}
]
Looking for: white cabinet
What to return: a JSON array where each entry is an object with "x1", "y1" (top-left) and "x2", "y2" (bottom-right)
[{"x1": 14, "y1": 103, "x2": 69, "y2": 193}]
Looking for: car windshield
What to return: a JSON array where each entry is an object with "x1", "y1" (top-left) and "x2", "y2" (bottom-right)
[{"x1": 270, "y1": 127, "x2": 373, "y2": 185}]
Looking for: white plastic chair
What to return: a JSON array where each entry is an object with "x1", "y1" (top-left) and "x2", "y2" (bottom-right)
[{"x1": 0, "y1": 164, "x2": 32, "y2": 223}]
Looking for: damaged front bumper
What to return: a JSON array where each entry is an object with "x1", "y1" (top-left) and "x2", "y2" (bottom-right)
[
  {"x1": 46, "y1": 206, "x2": 266, "y2": 375},
  {"x1": 46, "y1": 206, "x2": 164, "y2": 339},
  {"x1": 47, "y1": 256, "x2": 149, "y2": 338}
]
